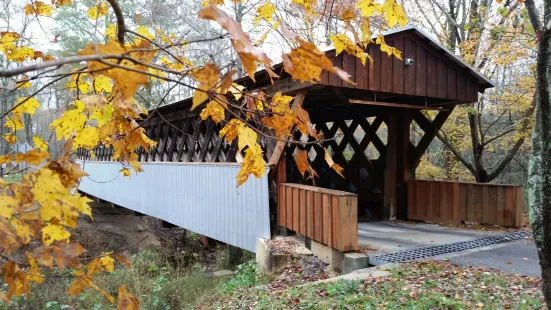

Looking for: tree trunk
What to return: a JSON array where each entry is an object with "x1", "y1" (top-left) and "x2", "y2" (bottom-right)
[{"x1": 527, "y1": 0, "x2": 551, "y2": 301}]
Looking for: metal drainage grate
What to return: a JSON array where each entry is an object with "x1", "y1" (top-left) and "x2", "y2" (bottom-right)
[{"x1": 369, "y1": 231, "x2": 533, "y2": 266}]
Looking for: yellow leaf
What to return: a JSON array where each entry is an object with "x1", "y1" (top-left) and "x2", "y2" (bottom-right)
[
  {"x1": 78, "y1": 39, "x2": 156, "y2": 99},
  {"x1": 0, "y1": 154, "x2": 12, "y2": 165},
  {"x1": 118, "y1": 284, "x2": 140, "y2": 310},
  {"x1": 376, "y1": 34, "x2": 402, "y2": 59},
  {"x1": 355, "y1": 0, "x2": 381, "y2": 18},
  {"x1": 0, "y1": 32, "x2": 19, "y2": 53},
  {"x1": 3, "y1": 134, "x2": 16, "y2": 144},
  {"x1": 340, "y1": 9, "x2": 357, "y2": 21},
  {"x1": 11, "y1": 218, "x2": 31, "y2": 244},
  {"x1": 7, "y1": 46, "x2": 35, "y2": 63},
  {"x1": 72, "y1": 195, "x2": 93, "y2": 219},
  {"x1": 190, "y1": 63, "x2": 220, "y2": 110},
  {"x1": 52, "y1": 0, "x2": 72, "y2": 7},
  {"x1": 382, "y1": 0, "x2": 407, "y2": 27},
  {"x1": 200, "y1": 100, "x2": 225, "y2": 123},
  {"x1": 136, "y1": 26, "x2": 154, "y2": 40},
  {"x1": 236, "y1": 144, "x2": 266, "y2": 186},
  {"x1": 202, "y1": 0, "x2": 224, "y2": 6},
  {"x1": 219, "y1": 119, "x2": 244, "y2": 143},
  {"x1": 87, "y1": 2, "x2": 108, "y2": 20},
  {"x1": 33, "y1": 136, "x2": 48, "y2": 152},
  {"x1": 105, "y1": 24, "x2": 117, "y2": 39},
  {"x1": 25, "y1": 253, "x2": 44, "y2": 283},
  {"x1": 14, "y1": 149, "x2": 50, "y2": 165},
  {"x1": 324, "y1": 149, "x2": 344, "y2": 178},
  {"x1": 42, "y1": 222, "x2": 71, "y2": 246},
  {"x1": 148, "y1": 67, "x2": 167, "y2": 83},
  {"x1": 93, "y1": 75, "x2": 113, "y2": 93},
  {"x1": 229, "y1": 83, "x2": 245, "y2": 101},
  {"x1": 253, "y1": 2, "x2": 275, "y2": 26},
  {"x1": 0, "y1": 196, "x2": 16, "y2": 219},
  {"x1": 360, "y1": 18, "x2": 373, "y2": 47},
  {"x1": 120, "y1": 168, "x2": 131, "y2": 177},
  {"x1": 67, "y1": 276, "x2": 88, "y2": 296},
  {"x1": 4, "y1": 112, "x2": 23, "y2": 130},
  {"x1": 99, "y1": 254, "x2": 115, "y2": 272},
  {"x1": 14, "y1": 97, "x2": 40, "y2": 115},
  {"x1": 237, "y1": 125, "x2": 258, "y2": 151},
  {"x1": 88, "y1": 7, "x2": 99, "y2": 19},
  {"x1": 50, "y1": 101, "x2": 88, "y2": 140},
  {"x1": 73, "y1": 127, "x2": 100, "y2": 150},
  {"x1": 282, "y1": 38, "x2": 354, "y2": 84},
  {"x1": 292, "y1": 0, "x2": 316, "y2": 13},
  {"x1": 271, "y1": 92, "x2": 294, "y2": 113},
  {"x1": 330, "y1": 34, "x2": 367, "y2": 65},
  {"x1": 24, "y1": 1, "x2": 53, "y2": 16}
]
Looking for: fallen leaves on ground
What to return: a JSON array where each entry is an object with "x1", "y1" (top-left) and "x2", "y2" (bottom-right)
[{"x1": 206, "y1": 260, "x2": 545, "y2": 309}]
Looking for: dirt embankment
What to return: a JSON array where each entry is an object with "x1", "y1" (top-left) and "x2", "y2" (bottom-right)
[{"x1": 73, "y1": 201, "x2": 240, "y2": 271}]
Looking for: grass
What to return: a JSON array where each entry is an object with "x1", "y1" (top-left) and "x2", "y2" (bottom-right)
[
  {"x1": 0, "y1": 246, "x2": 224, "y2": 310},
  {"x1": 0, "y1": 245, "x2": 264, "y2": 310},
  {"x1": 205, "y1": 261, "x2": 545, "y2": 309},
  {"x1": 0, "y1": 250, "x2": 544, "y2": 309}
]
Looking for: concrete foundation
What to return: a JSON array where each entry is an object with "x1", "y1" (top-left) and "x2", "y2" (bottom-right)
[
  {"x1": 256, "y1": 238, "x2": 291, "y2": 275},
  {"x1": 342, "y1": 252, "x2": 370, "y2": 274},
  {"x1": 305, "y1": 239, "x2": 368, "y2": 274}
]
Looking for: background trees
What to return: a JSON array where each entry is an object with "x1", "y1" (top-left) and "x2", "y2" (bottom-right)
[{"x1": 405, "y1": 0, "x2": 536, "y2": 184}]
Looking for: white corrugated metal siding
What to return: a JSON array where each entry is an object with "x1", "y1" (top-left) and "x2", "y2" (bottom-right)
[{"x1": 78, "y1": 161, "x2": 270, "y2": 252}]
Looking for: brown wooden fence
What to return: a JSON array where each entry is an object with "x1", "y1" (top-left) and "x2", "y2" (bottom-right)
[
  {"x1": 278, "y1": 183, "x2": 358, "y2": 252},
  {"x1": 407, "y1": 180, "x2": 523, "y2": 227}
]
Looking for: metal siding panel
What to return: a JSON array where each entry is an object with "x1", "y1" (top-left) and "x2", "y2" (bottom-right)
[{"x1": 78, "y1": 161, "x2": 270, "y2": 253}]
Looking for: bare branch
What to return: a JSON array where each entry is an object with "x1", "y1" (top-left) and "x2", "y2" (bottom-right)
[{"x1": 105, "y1": 0, "x2": 125, "y2": 44}]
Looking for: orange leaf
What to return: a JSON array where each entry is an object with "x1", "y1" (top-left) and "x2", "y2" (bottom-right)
[
  {"x1": 198, "y1": 5, "x2": 271, "y2": 81},
  {"x1": 118, "y1": 284, "x2": 140, "y2": 310},
  {"x1": 295, "y1": 150, "x2": 310, "y2": 177},
  {"x1": 116, "y1": 254, "x2": 132, "y2": 268},
  {"x1": 324, "y1": 149, "x2": 344, "y2": 178}
]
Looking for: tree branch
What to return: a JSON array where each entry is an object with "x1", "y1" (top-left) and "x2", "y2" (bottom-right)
[
  {"x1": 105, "y1": 0, "x2": 125, "y2": 44},
  {"x1": 487, "y1": 137, "x2": 526, "y2": 182},
  {"x1": 436, "y1": 130, "x2": 477, "y2": 175},
  {"x1": 481, "y1": 128, "x2": 515, "y2": 147},
  {"x1": 524, "y1": 0, "x2": 543, "y2": 31}
]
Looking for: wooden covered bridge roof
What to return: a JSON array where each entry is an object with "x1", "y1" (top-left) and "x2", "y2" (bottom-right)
[{"x1": 154, "y1": 25, "x2": 493, "y2": 119}]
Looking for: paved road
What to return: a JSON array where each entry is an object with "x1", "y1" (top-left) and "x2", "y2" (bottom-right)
[
  {"x1": 449, "y1": 239, "x2": 541, "y2": 277},
  {"x1": 358, "y1": 221, "x2": 501, "y2": 254}
]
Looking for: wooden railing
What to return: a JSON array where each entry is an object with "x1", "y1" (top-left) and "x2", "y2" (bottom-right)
[
  {"x1": 278, "y1": 183, "x2": 358, "y2": 252},
  {"x1": 407, "y1": 180, "x2": 523, "y2": 227}
]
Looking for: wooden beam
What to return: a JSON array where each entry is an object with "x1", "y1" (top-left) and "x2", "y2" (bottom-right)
[
  {"x1": 268, "y1": 90, "x2": 308, "y2": 166},
  {"x1": 410, "y1": 107, "x2": 455, "y2": 169},
  {"x1": 261, "y1": 78, "x2": 313, "y2": 96},
  {"x1": 349, "y1": 99, "x2": 448, "y2": 111}
]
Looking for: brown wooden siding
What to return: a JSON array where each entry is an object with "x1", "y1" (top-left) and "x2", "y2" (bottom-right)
[
  {"x1": 278, "y1": 183, "x2": 358, "y2": 252},
  {"x1": 407, "y1": 180, "x2": 523, "y2": 227},
  {"x1": 320, "y1": 32, "x2": 479, "y2": 103}
]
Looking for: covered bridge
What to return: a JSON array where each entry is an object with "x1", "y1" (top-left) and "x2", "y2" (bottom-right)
[{"x1": 77, "y1": 26, "x2": 522, "y2": 254}]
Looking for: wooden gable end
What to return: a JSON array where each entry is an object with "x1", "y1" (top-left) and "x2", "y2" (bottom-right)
[{"x1": 319, "y1": 32, "x2": 479, "y2": 103}]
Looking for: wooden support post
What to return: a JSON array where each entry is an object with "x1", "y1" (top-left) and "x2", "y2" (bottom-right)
[
  {"x1": 383, "y1": 110, "x2": 411, "y2": 220},
  {"x1": 201, "y1": 236, "x2": 209, "y2": 249},
  {"x1": 396, "y1": 111, "x2": 411, "y2": 220},
  {"x1": 275, "y1": 151, "x2": 287, "y2": 230},
  {"x1": 383, "y1": 115, "x2": 398, "y2": 220}
]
